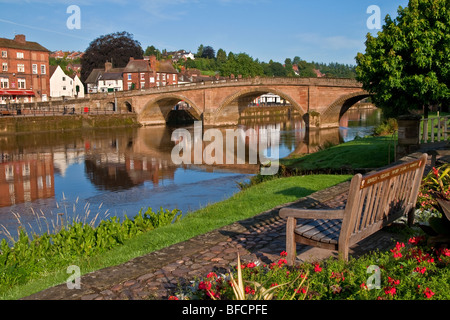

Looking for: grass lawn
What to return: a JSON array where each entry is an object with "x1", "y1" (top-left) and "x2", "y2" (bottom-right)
[
  {"x1": 2, "y1": 174, "x2": 351, "y2": 300},
  {"x1": 281, "y1": 136, "x2": 396, "y2": 172}
]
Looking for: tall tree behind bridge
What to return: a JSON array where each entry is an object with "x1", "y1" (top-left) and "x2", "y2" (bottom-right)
[
  {"x1": 356, "y1": 0, "x2": 450, "y2": 118},
  {"x1": 81, "y1": 31, "x2": 144, "y2": 82}
]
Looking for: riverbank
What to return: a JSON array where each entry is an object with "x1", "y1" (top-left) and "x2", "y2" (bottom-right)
[
  {"x1": 0, "y1": 114, "x2": 140, "y2": 134},
  {"x1": 2, "y1": 174, "x2": 351, "y2": 300}
]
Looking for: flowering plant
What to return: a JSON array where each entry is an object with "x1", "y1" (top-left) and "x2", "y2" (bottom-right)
[
  {"x1": 416, "y1": 164, "x2": 450, "y2": 246},
  {"x1": 170, "y1": 239, "x2": 450, "y2": 300}
]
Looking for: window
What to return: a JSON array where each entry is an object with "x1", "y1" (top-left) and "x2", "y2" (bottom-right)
[
  {"x1": 128, "y1": 73, "x2": 132, "y2": 80},
  {"x1": 17, "y1": 52, "x2": 24, "y2": 59},
  {"x1": 140, "y1": 73, "x2": 145, "y2": 81},
  {"x1": 41, "y1": 65, "x2": 46, "y2": 74},
  {"x1": 0, "y1": 78, "x2": 8, "y2": 89},
  {"x1": 162, "y1": 74, "x2": 166, "y2": 81},
  {"x1": 18, "y1": 79, "x2": 26, "y2": 89},
  {"x1": 140, "y1": 82, "x2": 145, "y2": 89},
  {"x1": 2, "y1": 63, "x2": 7, "y2": 72},
  {"x1": 173, "y1": 74, "x2": 176, "y2": 81},
  {"x1": 17, "y1": 64, "x2": 25, "y2": 73},
  {"x1": 63, "y1": 86, "x2": 67, "y2": 91},
  {"x1": 62, "y1": 77, "x2": 66, "y2": 81},
  {"x1": 150, "y1": 77, "x2": 155, "y2": 83},
  {"x1": 1, "y1": 51, "x2": 7, "y2": 58},
  {"x1": 32, "y1": 64, "x2": 38, "y2": 74}
]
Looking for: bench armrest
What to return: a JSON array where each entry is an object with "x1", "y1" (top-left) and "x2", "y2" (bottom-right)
[{"x1": 279, "y1": 208, "x2": 345, "y2": 220}]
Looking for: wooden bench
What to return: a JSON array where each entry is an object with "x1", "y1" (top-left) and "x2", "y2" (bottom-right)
[{"x1": 279, "y1": 153, "x2": 428, "y2": 264}]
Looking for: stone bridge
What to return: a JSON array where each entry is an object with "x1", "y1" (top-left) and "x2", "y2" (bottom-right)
[{"x1": 41, "y1": 77, "x2": 370, "y2": 128}]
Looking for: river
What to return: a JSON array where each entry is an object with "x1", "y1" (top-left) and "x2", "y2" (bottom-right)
[{"x1": 0, "y1": 108, "x2": 381, "y2": 241}]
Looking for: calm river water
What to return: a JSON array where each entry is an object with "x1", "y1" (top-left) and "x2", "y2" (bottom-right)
[{"x1": 0, "y1": 108, "x2": 381, "y2": 240}]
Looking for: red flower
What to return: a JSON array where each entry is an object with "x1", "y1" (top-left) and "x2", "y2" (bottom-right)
[
  {"x1": 432, "y1": 167, "x2": 439, "y2": 177},
  {"x1": 360, "y1": 283, "x2": 368, "y2": 290},
  {"x1": 408, "y1": 236, "x2": 425, "y2": 245},
  {"x1": 388, "y1": 277, "x2": 400, "y2": 286},
  {"x1": 390, "y1": 242, "x2": 405, "y2": 259},
  {"x1": 245, "y1": 286, "x2": 255, "y2": 295},
  {"x1": 168, "y1": 296, "x2": 179, "y2": 300},
  {"x1": 277, "y1": 258, "x2": 287, "y2": 266},
  {"x1": 198, "y1": 281, "x2": 212, "y2": 291},
  {"x1": 280, "y1": 251, "x2": 288, "y2": 257},
  {"x1": 384, "y1": 286, "x2": 396, "y2": 296},
  {"x1": 246, "y1": 262, "x2": 257, "y2": 268},
  {"x1": 414, "y1": 266, "x2": 426, "y2": 274},
  {"x1": 424, "y1": 287, "x2": 435, "y2": 299},
  {"x1": 207, "y1": 272, "x2": 217, "y2": 279},
  {"x1": 295, "y1": 287, "x2": 307, "y2": 294},
  {"x1": 314, "y1": 263, "x2": 322, "y2": 273}
]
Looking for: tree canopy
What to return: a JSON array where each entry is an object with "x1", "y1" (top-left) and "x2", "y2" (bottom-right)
[
  {"x1": 81, "y1": 31, "x2": 144, "y2": 82},
  {"x1": 356, "y1": 0, "x2": 450, "y2": 118}
]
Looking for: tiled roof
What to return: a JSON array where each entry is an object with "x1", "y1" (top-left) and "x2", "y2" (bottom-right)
[
  {"x1": 123, "y1": 60, "x2": 152, "y2": 73},
  {"x1": 0, "y1": 37, "x2": 49, "y2": 52},
  {"x1": 156, "y1": 60, "x2": 178, "y2": 74}
]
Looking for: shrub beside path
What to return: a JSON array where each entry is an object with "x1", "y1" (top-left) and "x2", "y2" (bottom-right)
[{"x1": 22, "y1": 150, "x2": 447, "y2": 300}]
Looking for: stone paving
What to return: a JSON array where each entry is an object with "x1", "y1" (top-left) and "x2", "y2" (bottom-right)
[{"x1": 22, "y1": 150, "x2": 447, "y2": 300}]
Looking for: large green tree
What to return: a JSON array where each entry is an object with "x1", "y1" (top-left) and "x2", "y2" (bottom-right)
[
  {"x1": 356, "y1": 0, "x2": 450, "y2": 118},
  {"x1": 81, "y1": 31, "x2": 143, "y2": 82}
]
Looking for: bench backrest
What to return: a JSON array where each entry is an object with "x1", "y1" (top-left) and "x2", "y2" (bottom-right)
[{"x1": 340, "y1": 154, "x2": 427, "y2": 247}]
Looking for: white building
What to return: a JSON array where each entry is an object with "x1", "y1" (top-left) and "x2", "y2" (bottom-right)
[
  {"x1": 72, "y1": 74, "x2": 85, "y2": 98},
  {"x1": 49, "y1": 65, "x2": 85, "y2": 99},
  {"x1": 50, "y1": 65, "x2": 73, "y2": 98}
]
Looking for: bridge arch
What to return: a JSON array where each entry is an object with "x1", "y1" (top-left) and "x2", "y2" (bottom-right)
[
  {"x1": 214, "y1": 87, "x2": 305, "y2": 125},
  {"x1": 138, "y1": 93, "x2": 202, "y2": 125},
  {"x1": 320, "y1": 90, "x2": 372, "y2": 127}
]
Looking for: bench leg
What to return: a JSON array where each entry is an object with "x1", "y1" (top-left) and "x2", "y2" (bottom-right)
[{"x1": 286, "y1": 217, "x2": 297, "y2": 266}]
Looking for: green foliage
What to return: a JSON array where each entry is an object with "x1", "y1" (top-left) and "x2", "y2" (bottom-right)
[
  {"x1": 0, "y1": 207, "x2": 181, "y2": 291},
  {"x1": 356, "y1": 0, "x2": 450, "y2": 118},
  {"x1": 373, "y1": 118, "x2": 399, "y2": 136}
]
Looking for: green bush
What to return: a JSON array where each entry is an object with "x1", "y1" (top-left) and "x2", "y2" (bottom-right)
[{"x1": 0, "y1": 207, "x2": 181, "y2": 290}]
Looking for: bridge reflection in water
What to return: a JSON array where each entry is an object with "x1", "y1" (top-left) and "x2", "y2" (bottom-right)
[{"x1": 0, "y1": 107, "x2": 380, "y2": 239}]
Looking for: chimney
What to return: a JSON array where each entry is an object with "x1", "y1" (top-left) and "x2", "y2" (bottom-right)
[
  {"x1": 14, "y1": 34, "x2": 26, "y2": 44},
  {"x1": 105, "y1": 61, "x2": 112, "y2": 72},
  {"x1": 149, "y1": 55, "x2": 157, "y2": 71}
]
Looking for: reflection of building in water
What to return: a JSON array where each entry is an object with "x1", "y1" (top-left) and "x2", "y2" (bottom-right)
[
  {"x1": 0, "y1": 153, "x2": 55, "y2": 207},
  {"x1": 84, "y1": 152, "x2": 176, "y2": 191}
]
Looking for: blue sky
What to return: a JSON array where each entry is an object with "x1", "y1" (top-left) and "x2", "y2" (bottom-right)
[{"x1": 0, "y1": 0, "x2": 408, "y2": 65}]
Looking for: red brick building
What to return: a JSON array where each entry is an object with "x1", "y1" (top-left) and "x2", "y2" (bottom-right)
[
  {"x1": 123, "y1": 56, "x2": 178, "y2": 91},
  {"x1": 0, "y1": 34, "x2": 50, "y2": 104}
]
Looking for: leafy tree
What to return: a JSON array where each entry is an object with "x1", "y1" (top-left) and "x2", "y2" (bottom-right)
[
  {"x1": 216, "y1": 48, "x2": 227, "y2": 65},
  {"x1": 81, "y1": 31, "x2": 143, "y2": 82},
  {"x1": 356, "y1": 0, "x2": 450, "y2": 118},
  {"x1": 196, "y1": 44, "x2": 204, "y2": 58},
  {"x1": 201, "y1": 46, "x2": 216, "y2": 59},
  {"x1": 144, "y1": 45, "x2": 162, "y2": 60}
]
